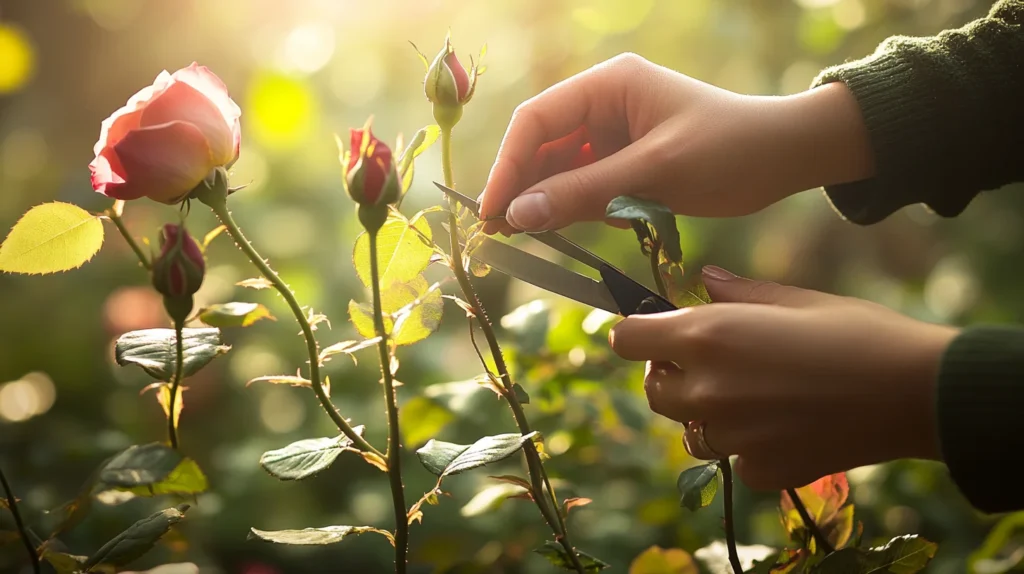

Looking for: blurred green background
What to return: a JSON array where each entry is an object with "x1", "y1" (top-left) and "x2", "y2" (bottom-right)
[{"x1": 2, "y1": 0, "x2": 1022, "y2": 572}]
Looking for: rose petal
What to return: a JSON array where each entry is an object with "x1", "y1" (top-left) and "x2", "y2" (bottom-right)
[
  {"x1": 90, "y1": 146, "x2": 143, "y2": 200},
  {"x1": 141, "y1": 80, "x2": 234, "y2": 166},
  {"x1": 92, "y1": 70, "x2": 172, "y2": 157},
  {"x1": 114, "y1": 121, "x2": 213, "y2": 205},
  {"x1": 171, "y1": 63, "x2": 241, "y2": 130},
  {"x1": 444, "y1": 52, "x2": 470, "y2": 102}
]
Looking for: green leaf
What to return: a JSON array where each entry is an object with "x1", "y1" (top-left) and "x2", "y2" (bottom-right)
[
  {"x1": 605, "y1": 196, "x2": 683, "y2": 264},
  {"x1": 499, "y1": 300, "x2": 550, "y2": 356},
  {"x1": 628, "y1": 545, "x2": 698, "y2": 574},
  {"x1": 83, "y1": 504, "x2": 190, "y2": 571},
  {"x1": 260, "y1": 427, "x2": 365, "y2": 481},
  {"x1": 248, "y1": 525, "x2": 390, "y2": 545},
  {"x1": 0, "y1": 202, "x2": 104, "y2": 274},
  {"x1": 811, "y1": 535, "x2": 937, "y2": 574},
  {"x1": 398, "y1": 124, "x2": 441, "y2": 192},
  {"x1": 512, "y1": 383, "x2": 530, "y2": 404},
  {"x1": 41, "y1": 546, "x2": 88, "y2": 574},
  {"x1": 115, "y1": 328, "x2": 230, "y2": 380},
  {"x1": 349, "y1": 275, "x2": 443, "y2": 346},
  {"x1": 460, "y1": 482, "x2": 529, "y2": 517},
  {"x1": 352, "y1": 211, "x2": 433, "y2": 289},
  {"x1": 400, "y1": 396, "x2": 456, "y2": 448},
  {"x1": 677, "y1": 462, "x2": 720, "y2": 511},
  {"x1": 121, "y1": 458, "x2": 208, "y2": 497},
  {"x1": 198, "y1": 302, "x2": 274, "y2": 328},
  {"x1": 318, "y1": 337, "x2": 381, "y2": 365},
  {"x1": 100, "y1": 443, "x2": 183, "y2": 488},
  {"x1": 675, "y1": 282, "x2": 712, "y2": 307},
  {"x1": 535, "y1": 541, "x2": 610, "y2": 572},
  {"x1": 416, "y1": 432, "x2": 537, "y2": 478}
]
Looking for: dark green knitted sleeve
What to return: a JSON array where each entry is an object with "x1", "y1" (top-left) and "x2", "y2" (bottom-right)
[
  {"x1": 809, "y1": 0, "x2": 1024, "y2": 225},
  {"x1": 937, "y1": 326, "x2": 1024, "y2": 513}
]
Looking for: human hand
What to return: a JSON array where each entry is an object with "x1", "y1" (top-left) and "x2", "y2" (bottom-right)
[
  {"x1": 608, "y1": 266, "x2": 958, "y2": 490},
  {"x1": 479, "y1": 53, "x2": 875, "y2": 235}
]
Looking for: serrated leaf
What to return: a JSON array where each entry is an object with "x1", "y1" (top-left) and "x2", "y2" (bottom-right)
[
  {"x1": 121, "y1": 458, "x2": 208, "y2": 497},
  {"x1": 198, "y1": 302, "x2": 274, "y2": 328},
  {"x1": 400, "y1": 396, "x2": 455, "y2": 448},
  {"x1": 349, "y1": 275, "x2": 443, "y2": 346},
  {"x1": 535, "y1": 541, "x2": 610, "y2": 572},
  {"x1": 676, "y1": 282, "x2": 712, "y2": 307},
  {"x1": 605, "y1": 196, "x2": 682, "y2": 264},
  {"x1": 810, "y1": 535, "x2": 937, "y2": 574},
  {"x1": 248, "y1": 525, "x2": 390, "y2": 545},
  {"x1": 115, "y1": 328, "x2": 229, "y2": 381},
  {"x1": 629, "y1": 545, "x2": 698, "y2": 574},
  {"x1": 100, "y1": 443, "x2": 183, "y2": 488},
  {"x1": 677, "y1": 462, "x2": 720, "y2": 511},
  {"x1": 83, "y1": 504, "x2": 190, "y2": 571},
  {"x1": 260, "y1": 427, "x2": 365, "y2": 481},
  {"x1": 352, "y1": 212, "x2": 433, "y2": 288},
  {"x1": 0, "y1": 202, "x2": 104, "y2": 274},
  {"x1": 416, "y1": 432, "x2": 536, "y2": 479},
  {"x1": 236, "y1": 277, "x2": 273, "y2": 290},
  {"x1": 318, "y1": 337, "x2": 381, "y2": 365},
  {"x1": 460, "y1": 482, "x2": 528, "y2": 517}
]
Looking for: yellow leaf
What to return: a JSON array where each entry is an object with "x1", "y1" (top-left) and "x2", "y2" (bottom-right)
[
  {"x1": 400, "y1": 396, "x2": 454, "y2": 448},
  {"x1": 0, "y1": 202, "x2": 104, "y2": 274},
  {"x1": 348, "y1": 275, "x2": 443, "y2": 346},
  {"x1": 157, "y1": 384, "x2": 185, "y2": 432},
  {"x1": 629, "y1": 545, "x2": 698, "y2": 574},
  {"x1": 352, "y1": 212, "x2": 433, "y2": 289}
]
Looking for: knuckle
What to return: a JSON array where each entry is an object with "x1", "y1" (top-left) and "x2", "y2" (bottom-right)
[
  {"x1": 744, "y1": 280, "x2": 782, "y2": 303},
  {"x1": 610, "y1": 52, "x2": 647, "y2": 69},
  {"x1": 674, "y1": 311, "x2": 727, "y2": 354}
]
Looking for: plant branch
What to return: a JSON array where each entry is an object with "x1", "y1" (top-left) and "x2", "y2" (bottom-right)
[
  {"x1": 205, "y1": 201, "x2": 381, "y2": 458},
  {"x1": 370, "y1": 231, "x2": 409, "y2": 574},
  {"x1": 107, "y1": 206, "x2": 151, "y2": 270},
  {"x1": 648, "y1": 243, "x2": 668, "y2": 298},
  {"x1": 440, "y1": 127, "x2": 586, "y2": 574},
  {"x1": 168, "y1": 323, "x2": 184, "y2": 449},
  {"x1": 787, "y1": 487, "x2": 834, "y2": 554},
  {"x1": 720, "y1": 462, "x2": 743, "y2": 574},
  {"x1": 0, "y1": 467, "x2": 40, "y2": 574}
]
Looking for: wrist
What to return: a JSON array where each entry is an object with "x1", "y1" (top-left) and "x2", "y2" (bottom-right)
[
  {"x1": 892, "y1": 322, "x2": 959, "y2": 462},
  {"x1": 771, "y1": 82, "x2": 876, "y2": 195}
]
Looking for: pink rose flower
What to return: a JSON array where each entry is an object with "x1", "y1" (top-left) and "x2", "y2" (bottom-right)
[{"x1": 90, "y1": 63, "x2": 241, "y2": 205}]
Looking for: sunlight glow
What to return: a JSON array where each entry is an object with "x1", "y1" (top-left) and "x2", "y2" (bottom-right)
[
  {"x1": 276, "y1": 22, "x2": 336, "y2": 75},
  {"x1": 0, "y1": 371, "x2": 56, "y2": 422},
  {"x1": 0, "y1": 24, "x2": 35, "y2": 94}
]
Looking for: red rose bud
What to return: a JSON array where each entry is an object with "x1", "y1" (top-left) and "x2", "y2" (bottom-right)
[
  {"x1": 424, "y1": 34, "x2": 480, "y2": 121},
  {"x1": 344, "y1": 126, "x2": 399, "y2": 207},
  {"x1": 151, "y1": 224, "x2": 205, "y2": 324}
]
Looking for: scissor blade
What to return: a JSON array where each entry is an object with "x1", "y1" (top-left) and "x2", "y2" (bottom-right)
[
  {"x1": 439, "y1": 228, "x2": 621, "y2": 314},
  {"x1": 433, "y1": 181, "x2": 616, "y2": 272}
]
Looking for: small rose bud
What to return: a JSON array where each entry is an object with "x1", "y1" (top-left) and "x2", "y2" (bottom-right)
[
  {"x1": 151, "y1": 223, "x2": 205, "y2": 323},
  {"x1": 342, "y1": 122, "x2": 401, "y2": 234},
  {"x1": 422, "y1": 34, "x2": 482, "y2": 129}
]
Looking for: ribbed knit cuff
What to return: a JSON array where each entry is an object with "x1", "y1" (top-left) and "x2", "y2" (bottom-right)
[
  {"x1": 937, "y1": 325, "x2": 1024, "y2": 514},
  {"x1": 810, "y1": 46, "x2": 979, "y2": 225}
]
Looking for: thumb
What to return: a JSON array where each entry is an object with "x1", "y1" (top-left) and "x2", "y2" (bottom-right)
[
  {"x1": 506, "y1": 137, "x2": 659, "y2": 231},
  {"x1": 701, "y1": 265, "x2": 832, "y2": 307}
]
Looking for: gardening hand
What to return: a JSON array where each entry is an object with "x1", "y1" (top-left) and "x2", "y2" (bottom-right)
[
  {"x1": 608, "y1": 265, "x2": 959, "y2": 490},
  {"x1": 479, "y1": 53, "x2": 874, "y2": 234}
]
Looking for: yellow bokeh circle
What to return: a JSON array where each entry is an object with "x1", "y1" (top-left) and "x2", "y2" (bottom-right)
[{"x1": 0, "y1": 23, "x2": 35, "y2": 94}]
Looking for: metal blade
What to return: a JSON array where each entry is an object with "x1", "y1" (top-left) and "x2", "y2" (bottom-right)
[
  {"x1": 433, "y1": 181, "x2": 618, "y2": 272},
  {"x1": 438, "y1": 227, "x2": 621, "y2": 314}
]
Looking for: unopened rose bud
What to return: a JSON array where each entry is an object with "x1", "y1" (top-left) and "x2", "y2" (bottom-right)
[
  {"x1": 151, "y1": 223, "x2": 205, "y2": 323},
  {"x1": 423, "y1": 34, "x2": 481, "y2": 129},
  {"x1": 342, "y1": 123, "x2": 400, "y2": 233}
]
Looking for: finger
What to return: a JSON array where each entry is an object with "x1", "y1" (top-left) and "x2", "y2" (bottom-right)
[
  {"x1": 480, "y1": 66, "x2": 617, "y2": 223},
  {"x1": 701, "y1": 265, "x2": 835, "y2": 308},
  {"x1": 733, "y1": 455, "x2": 827, "y2": 491},
  {"x1": 683, "y1": 421, "x2": 733, "y2": 460},
  {"x1": 505, "y1": 135, "x2": 661, "y2": 231},
  {"x1": 643, "y1": 363, "x2": 690, "y2": 423},
  {"x1": 609, "y1": 307, "x2": 691, "y2": 362}
]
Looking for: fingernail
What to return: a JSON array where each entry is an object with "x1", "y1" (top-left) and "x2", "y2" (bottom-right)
[
  {"x1": 507, "y1": 192, "x2": 551, "y2": 230},
  {"x1": 702, "y1": 265, "x2": 736, "y2": 281}
]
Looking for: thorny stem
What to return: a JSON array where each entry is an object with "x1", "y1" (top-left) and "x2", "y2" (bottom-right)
[
  {"x1": 0, "y1": 467, "x2": 40, "y2": 574},
  {"x1": 107, "y1": 206, "x2": 151, "y2": 270},
  {"x1": 370, "y1": 232, "x2": 409, "y2": 574},
  {"x1": 787, "y1": 487, "x2": 835, "y2": 554},
  {"x1": 441, "y1": 127, "x2": 586, "y2": 574},
  {"x1": 168, "y1": 323, "x2": 184, "y2": 449},
  {"x1": 721, "y1": 463, "x2": 744, "y2": 574},
  {"x1": 647, "y1": 257, "x2": 740, "y2": 573},
  {"x1": 206, "y1": 201, "x2": 381, "y2": 458}
]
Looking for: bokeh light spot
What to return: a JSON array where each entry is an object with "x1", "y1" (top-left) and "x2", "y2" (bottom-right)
[
  {"x1": 276, "y1": 22, "x2": 335, "y2": 75},
  {"x1": 329, "y1": 48, "x2": 384, "y2": 107},
  {"x1": 0, "y1": 24, "x2": 35, "y2": 94},
  {"x1": 259, "y1": 387, "x2": 306, "y2": 433},
  {"x1": 0, "y1": 371, "x2": 56, "y2": 422},
  {"x1": 247, "y1": 72, "x2": 315, "y2": 151},
  {"x1": 572, "y1": 0, "x2": 654, "y2": 34}
]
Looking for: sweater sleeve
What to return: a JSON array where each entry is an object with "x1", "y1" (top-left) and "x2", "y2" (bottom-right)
[
  {"x1": 809, "y1": 0, "x2": 1024, "y2": 225},
  {"x1": 936, "y1": 325, "x2": 1024, "y2": 513}
]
